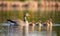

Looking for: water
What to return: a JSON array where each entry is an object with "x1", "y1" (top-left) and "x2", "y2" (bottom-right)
[{"x1": 0, "y1": 25, "x2": 59, "y2": 36}]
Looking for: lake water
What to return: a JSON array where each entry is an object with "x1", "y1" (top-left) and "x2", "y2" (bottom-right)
[{"x1": 0, "y1": 25, "x2": 60, "y2": 36}]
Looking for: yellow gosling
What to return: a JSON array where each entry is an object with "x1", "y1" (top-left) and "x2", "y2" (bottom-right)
[
  {"x1": 29, "y1": 20, "x2": 35, "y2": 32},
  {"x1": 45, "y1": 20, "x2": 50, "y2": 31},
  {"x1": 49, "y1": 19, "x2": 52, "y2": 31},
  {"x1": 36, "y1": 20, "x2": 42, "y2": 31}
]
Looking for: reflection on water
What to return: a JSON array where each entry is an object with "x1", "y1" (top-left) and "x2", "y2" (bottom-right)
[
  {"x1": 0, "y1": 25, "x2": 57, "y2": 36},
  {"x1": 29, "y1": 25, "x2": 34, "y2": 32}
]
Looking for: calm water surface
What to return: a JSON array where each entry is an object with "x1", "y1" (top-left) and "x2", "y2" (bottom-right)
[{"x1": 0, "y1": 25, "x2": 59, "y2": 36}]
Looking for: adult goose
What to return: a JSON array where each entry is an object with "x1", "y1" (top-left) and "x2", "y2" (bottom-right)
[
  {"x1": 14, "y1": 13, "x2": 29, "y2": 27},
  {"x1": 7, "y1": 12, "x2": 29, "y2": 27}
]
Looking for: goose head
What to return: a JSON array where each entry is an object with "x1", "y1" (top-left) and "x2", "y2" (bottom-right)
[{"x1": 24, "y1": 13, "x2": 30, "y2": 22}]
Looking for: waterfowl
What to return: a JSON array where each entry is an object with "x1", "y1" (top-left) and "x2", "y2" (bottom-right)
[
  {"x1": 43, "y1": 20, "x2": 50, "y2": 31},
  {"x1": 49, "y1": 18, "x2": 52, "y2": 31},
  {"x1": 12, "y1": 13, "x2": 29, "y2": 36},
  {"x1": 29, "y1": 20, "x2": 35, "y2": 32},
  {"x1": 36, "y1": 20, "x2": 42, "y2": 31},
  {"x1": 36, "y1": 20, "x2": 42, "y2": 26},
  {"x1": 44, "y1": 18, "x2": 52, "y2": 31},
  {"x1": 29, "y1": 20, "x2": 35, "y2": 26},
  {"x1": 13, "y1": 13, "x2": 29, "y2": 26}
]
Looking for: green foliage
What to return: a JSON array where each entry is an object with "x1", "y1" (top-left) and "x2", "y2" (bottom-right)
[
  {"x1": 19, "y1": 0, "x2": 26, "y2": 2},
  {"x1": 0, "y1": 10, "x2": 60, "y2": 23}
]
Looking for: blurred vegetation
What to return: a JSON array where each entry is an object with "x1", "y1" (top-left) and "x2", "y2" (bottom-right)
[
  {"x1": 2, "y1": 0, "x2": 29, "y2": 1},
  {"x1": 0, "y1": 10, "x2": 60, "y2": 23},
  {"x1": 19, "y1": 0, "x2": 27, "y2": 2},
  {"x1": 1, "y1": 0, "x2": 60, "y2": 1}
]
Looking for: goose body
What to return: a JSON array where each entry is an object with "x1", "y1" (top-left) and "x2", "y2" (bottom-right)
[{"x1": 7, "y1": 19, "x2": 18, "y2": 26}]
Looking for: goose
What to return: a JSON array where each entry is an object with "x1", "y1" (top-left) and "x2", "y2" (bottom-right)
[
  {"x1": 10, "y1": 13, "x2": 29, "y2": 36},
  {"x1": 44, "y1": 18, "x2": 52, "y2": 31},
  {"x1": 35, "y1": 20, "x2": 42, "y2": 31},
  {"x1": 29, "y1": 20, "x2": 35, "y2": 26},
  {"x1": 5, "y1": 13, "x2": 29, "y2": 36},
  {"x1": 45, "y1": 20, "x2": 50, "y2": 31},
  {"x1": 49, "y1": 18, "x2": 52, "y2": 31},
  {"x1": 29, "y1": 20, "x2": 35, "y2": 32},
  {"x1": 36, "y1": 20, "x2": 42, "y2": 26},
  {"x1": 10, "y1": 12, "x2": 29, "y2": 27},
  {"x1": 6, "y1": 12, "x2": 29, "y2": 28}
]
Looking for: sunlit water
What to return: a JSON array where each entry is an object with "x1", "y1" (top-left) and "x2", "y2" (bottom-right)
[{"x1": 0, "y1": 25, "x2": 58, "y2": 36}]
